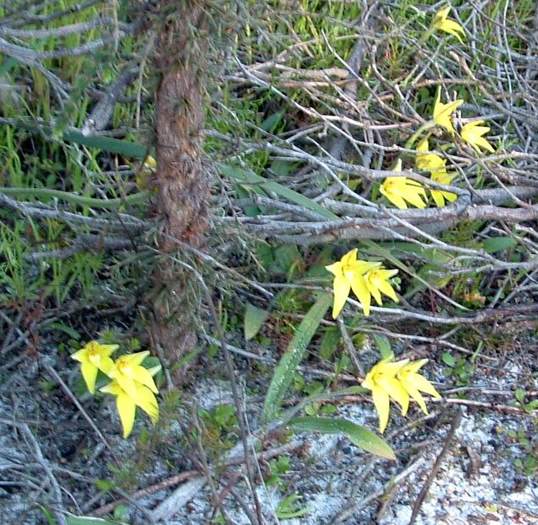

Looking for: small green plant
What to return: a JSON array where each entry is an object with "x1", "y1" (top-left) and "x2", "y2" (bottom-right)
[
  {"x1": 275, "y1": 493, "x2": 309, "y2": 520},
  {"x1": 265, "y1": 455, "x2": 291, "y2": 488}
]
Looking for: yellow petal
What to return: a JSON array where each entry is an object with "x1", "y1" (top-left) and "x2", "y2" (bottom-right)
[
  {"x1": 123, "y1": 351, "x2": 150, "y2": 366},
  {"x1": 433, "y1": 6, "x2": 451, "y2": 24},
  {"x1": 131, "y1": 366, "x2": 159, "y2": 394},
  {"x1": 341, "y1": 248, "x2": 358, "y2": 266},
  {"x1": 401, "y1": 379, "x2": 429, "y2": 414},
  {"x1": 351, "y1": 273, "x2": 371, "y2": 316},
  {"x1": 377, "y1": 375, "x2": 409, "y2": 415},
  {"x1": 411, "y1": 373, "x2": 442, "y2": 399},
  {"x1": 100, "y1": 380, "x2": 123, "y2": 396},
  {"x1": 403, "y1": 359, "x2": 428, "y2": 373},
  {"x1": 366, "y1": 273, "x2": 383, "y2": 306},
  {"x1": 80, "y1": 362, "x2": 98, "y2": 394},
  {"x1": 431, "y1": 189, "x2": 446, "y2": 208},
  {"x1": 372, "y1": 386, "x2": 391, "y2": 434},
  {"x1": 114, "y1": 373, "x2": 138, "y2": 400},
  {"x1": 71, "y1": 349, "x2": 88, "y2": 363},
  {"x1": 377, "y1": 278, "x2": 399, "y2": 303},
  {"x1": 402, "y1": 187, "x2": 427, "y2": 209},
  {"x1": 134, "y1": 385, "x2": 159, "y2": 424},
  {"x1": 325, "y1": 261, "x2": 343, "y2": 277},
  {"x1": 116, "y1": 393, "x2": 136, "y2": 438},
  {"x1": 331, "y1": 274, "x2": 351, "y2": 319}
]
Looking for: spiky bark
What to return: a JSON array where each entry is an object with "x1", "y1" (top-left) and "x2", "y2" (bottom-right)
[{"x1": 150, "y1": 1, "x2": 209, "y2": 374}]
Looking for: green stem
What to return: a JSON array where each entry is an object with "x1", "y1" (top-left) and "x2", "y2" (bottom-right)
[
  {"x1": 0, "y1": 187, "x2": 149, "y2": 209},
  {"x1": 404, "y1": 120, "x2": 436, "y2": 149}
]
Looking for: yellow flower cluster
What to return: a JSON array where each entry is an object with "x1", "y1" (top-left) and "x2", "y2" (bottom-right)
[
  {"x1": 362, "y1": 358, "x2": 441, "y2": 433},
  {"x1": 378, "y1": 7, "x2": 495, "y2": 211},
  {"x1": 325, "y1": 249, "x2": 398, "y2": 318},
  {"x1": 72, "y1": 341, "x2": 160, "y2": 438}
]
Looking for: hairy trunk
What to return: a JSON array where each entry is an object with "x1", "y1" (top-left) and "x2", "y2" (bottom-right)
[{"x1": 150, "y1": 1, "x2": 209, "y2": 375}]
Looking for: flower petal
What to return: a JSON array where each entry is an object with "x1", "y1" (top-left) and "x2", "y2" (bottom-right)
[
  {"x1": 134, "y1": 385, "x2": 159, "y2": 424},
  {"x1": 325, "y1": 261, "x2": 342, "y2": 277},
  {"x1": 131, "y1": 366, "x2": 159, "y2": 394},
  {"x1": 71, "y1": 349, "x2": 88, "y2": 363},
  {"x1": 80, "y1": 362, "x2": 98, "y2": 394},
  {"x1": 412, "y1": 373, "x2": 442, "y2": 399},
  {"x1": 124, "y1": 351, "x2": 150, "y2": 366},
  {"x1": 377, "y1": 375, "x2": 410, "y2": 415},
  {"x1": 377, "y1": 278, "x2": 399, "y2": 303},
  {"x1": 351, "y1": 274, "x2": 372, "y2": 316},
  {"x1": 116, "y1": 393, "x2": 136, "y2": 438},
  {"x1": 372, "y1": 386, "x2": 391, "y2": 433},
  {"x1": 331, "y1": 274, "x2": 351, "y2": 319}
]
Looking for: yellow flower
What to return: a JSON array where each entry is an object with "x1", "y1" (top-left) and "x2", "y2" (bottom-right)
[
  {"x1": 416, "y1": 138, "x2": 445, "y2": 171},
  {"x1": 415, "y1": 139, "x2": 457, "y2": 207},
  {"x1": 364, "y1": 267, "x2": 399, "y2": 307},
  {"x1": 100, "y1": 377, "x2": 160, "y2": 438},
  {"x1": 363, "y1": 358, "x2": 441, "y2": 433},
  {"x1": 396, "y1": 359, "x2": 441, "y2": 414},
  {"x1": 432, "y1": 88, "x2": 463, "y2": 135},
  {"x1": 380, "y1": 177, "x2": 427, "y2": 209},
  {"x1": 460, "y1": 120, "x2": 494, "y2": 153},
  {"x1": 432, "y1": 6, "x2": 465, "y2": 43},
  {"x1": 362, "y1": 358, "x2": 410, "y2": 433},
  {"x1": 326, "y1": 249, "x2": 380, "y2": 318},
  {"x1": 71, "y1": 341, "x2": 118, "y2": 394},
  {"x1": 430, "y1": 168, "x2": 457, "y2": 208},
  {"x1": 108, "y1": 351, "x2": 159, "y2": 400}
]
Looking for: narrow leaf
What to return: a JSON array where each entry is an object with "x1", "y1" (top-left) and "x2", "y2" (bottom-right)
[
  {"x1": 289, "y1": 416, "x2": 395, "y2": 460},
  {"x1": 219, "y1": 164, "x2": 338, "y2": 220},
  {"x1": 66, "y1": 515, "x2": 122, "y2": 525},
  {"x1": 263, "y1": 293, "x2": 332, "y2": 421}
]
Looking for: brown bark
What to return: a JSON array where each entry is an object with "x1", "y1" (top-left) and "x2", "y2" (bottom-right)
[{"x1": 150, "y1": 1, "x2": 209, "y2": 373}]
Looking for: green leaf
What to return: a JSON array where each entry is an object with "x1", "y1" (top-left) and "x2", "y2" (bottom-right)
[
  {"x1": 373, "y1": 335, "x2": 393, "y2": 360},
  {"x1": 263, "y1": 293, "x2": 332, "y2": 421},
  {"x1": 482, "y1": 236, "x2": 517, "y2": 254},
  {"x1": 441, "y1": 352, "x2": 456, "y2": 367},
  {"x1": 63, "y1": 130, "x2": 147, "y2": 159},
  {"x1": 319, "y1": 326, "x2": 340, "y2": 360},
  {"x1": 47, "y1": 322, "x2": 80, "y2": 340},
  {"x1": 244, "y1": 303, "x2": 270, "y2": 340},
  {"x1": 218, "y1": 164, "x2": 338, "y2": 220},
  {"x1": 261, "y1": 110, "x2": 285, "y2": 132},
  {"x1": 66, "y1": 515, "x2": 123, "y2": 525},
  {"x1": 289, "y1": 416, "x2": 395, "y2": 460}
]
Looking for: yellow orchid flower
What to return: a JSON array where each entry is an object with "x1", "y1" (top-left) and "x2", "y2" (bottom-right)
[
  {"x1": 432, "y1": 88, "x2": 463, "y2": 135},
  {"x1": 416, "y1": 138, "x2": 445, "y2": 171},
  {"x1": 396, "y1": 359, "x2": 441, "y2": 414},
  {"x1": 380, "y1": 176, "x2": 427, "y2": 209},
  {"x1": 460, "y1": 120, "x2": 495, "y2": 153},
  {"x1": 71, "y1": 341, "x2": 118, "y2": 394},
  {"x1": 379, "y1": 158, "x2": 427, "y2": 209},
  {"x1": 432, "y1": 6, "x2": 465, "y2": 43},
  {"x1": 430, "y1": 168, "x2": 457, "y2": 208},
  {"x1": 415, "y1": 139, "x2": 457, "y2": 207},
  {"x1": 364, "y1": 267, "x2": 399, "y2": 307},
  {"x1": 363, "y1": 358, "x2": 441, "y2": 433},
  {"x1": 108, "y1": 351, "x2": 159, "y2": 401},
  {"x1": 325, "y1": 249, "x2": 380, "y2": 318},
  {"x1": 100, "y1": 379, "x2": 159, "y2": 438},
  {"x1": 362, "y1": 358, "x2": 410, "y2": 433}
]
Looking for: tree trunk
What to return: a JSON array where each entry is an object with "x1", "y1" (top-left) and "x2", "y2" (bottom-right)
[{"x1": 150, "y1": 1, "x2": 209, "y2": 376}]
